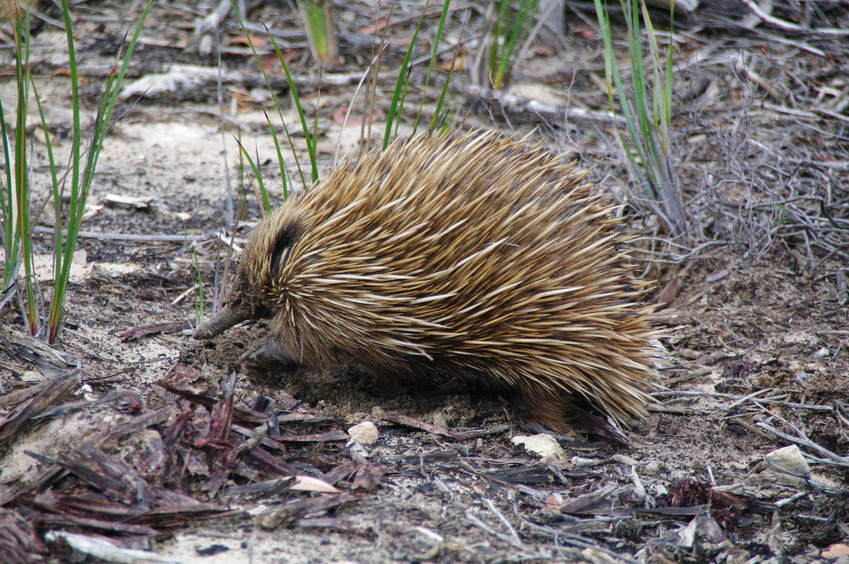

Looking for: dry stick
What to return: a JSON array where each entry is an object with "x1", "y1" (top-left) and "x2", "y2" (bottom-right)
[
  {"x1": 5, "y1": 331, "x2": 72, "y2": 367},
  {"x1": 214, "y1": 230, "x2": 245, "y2": 252},
  {"x1": 32, "y1": 225, "x2": 206, "y2": 242},
  {"x1": 731, "y1": 55, "x2": 786, "y2": 103},
  {"x1": 116, "y1": 64, "x2": 399, "y2": 91},
  {"x1": 756, "y1": 420, "x2": 849, "y2": 468},
  {"x1": 463, "y1": 84, "x2": 624, "y2": 124},
  {"x1": 382, "y1": 2, "x2": 476, "y2": 27},
  {"x1": 835, "y1": 403, "x2": 849, "y2": 428},
  {"x1": 194, "y1": 0, "x2": 233, "y2": 39},
  {"x1": 515, "y1": 0, "x2": 557, "y2": 71},
  {"x1": 483, "y1": 498, "x2": 523, "y2": 548},
  {"x1": 170, "y1": 285, "x2": 195, "y2": 305},
  {"x1": 725, "y1": 388, "x2": 772, "y2": 410},
  {"x1": 214, "y1": 14, "x2": 234, "y2": 230},
  {"x1": 13, "y1": 406, "x2": 170, "y2": 504},
  {"x1": 362, "y1": 8, "x2": 388, "y2": 158},
  {"x1": 764, "y1": 101, "x2": 849, "y2": 124},
  {"x1": 721, "y1": 393, "x2": 811, "y2": 423},
  {"x1": 143, "y1": 106, "x2": 245, "y2": 130},
  {"x1": 469, "y1": 0, "x2": 493, "y2": 88},
  {"x1": 28, "y1": 8, "x2": 66, "y2": 30},
  {"x1": 651, "y1": 390, "x2": 834, "y2": 412},
  {"x1": 333, "y1": 46, "x2": 387, "y2": 166},
  {"x1": 43, "y1": 532, "x2": 172, "y2": 563},
  {"x1": 740, "y1": 0, "x2": 849, "y2": 36},
  {"x1": 409, "y1": 34, "x2": 481, "y2": 68},
  {"x1": 465, "y1": 510, "x2": 527, "y2": 552},
  {"x1": 629, "y1": 240, "x2": 729, "y2": 264},
  {"x1": 760, "y1": 31, "x2": 825, "y2": 58},
  {"x1": 456, "y1": 460, "x2": 545, "y2": 500}
]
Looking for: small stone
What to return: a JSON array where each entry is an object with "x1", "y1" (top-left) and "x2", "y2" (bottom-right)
[
  {"x1": 347, "y1": 421, "x2": 379, "y2": 446},
  {"x1": 643, "y1": 461, "x2": 662, "y2": 475},
  {"x1": 544, "y1": 493, "x2": 564, "y2": 508},
  {"x1": 811, "y1": 347, "x2": 829, "y2": 359},
  {"x1": 650, "y1": 483, "x2": 669, "y2": 496},
  {"x1": 611, "y1": 454, "x2": 638, "y2": 466},
  {"x1": 21, "y1": 370, "x2": 44, "y2": 383},
  {"x1": 677, "y1": 514, "x2": 726, "y2": 548},
  {"x1": 431, "y1": 411, "x2": 449, "y2": 430},
  {"x1": 822, "y1": 544, "x2": 849, "y2": 559},
  {"x1": 570, "y1": 456, "x2": 597, "y2": 467},
  {"x1": 511, "y1": 434, "x2": 565, "y2": 460},
  {"x1": 413, "y1": 526, "x2": 444, "y2": 545},
  {"x1": 250, "y1": 87, "x2": 271, "y2": 103},
  {"x1": 765, "y1": 445, "x2": 811, "y2": 478}
]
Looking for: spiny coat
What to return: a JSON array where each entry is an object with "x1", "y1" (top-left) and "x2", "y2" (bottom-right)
[{"x1": 195, "y1": 131, "x2": 658, "y2": 436}]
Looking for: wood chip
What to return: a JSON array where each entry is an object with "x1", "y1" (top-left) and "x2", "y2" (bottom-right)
[
  {"x1": 381, "y1": 413, "x2": 463, "y2": 440},
  {"x1": 258, "y1": 493, "x2": 358, "y2": 530},
  {"x1": 117, "y1": 321, "x2": 192, "y2": 342},
  {"x1": 0, "y1": 372, "x2": 80, "y2": 448}
]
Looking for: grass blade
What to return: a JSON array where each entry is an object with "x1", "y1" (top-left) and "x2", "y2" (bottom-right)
[
  {"x1": 191, "y1": 240, "x2": 205, "y2": 328},
  {"x1": 489, "y1": 0, "x2": 537, "y2": 90},
  {"x1": 411, "y1": 0, "x2": 452, "y2": 136},
  {"x1": 232, "y1": 5, "x2": 318, "y2": 188},
  {"x1": 47, "y1": 0, "x2": 154, "y2": 343},
  {"x1": 593, "y1": 0, "x2": 686, "y2": 236},
  {"x1": 13, "y1": 11, "x2": 38, "y2": 334},
  {"x1": 30, "y1": 79, "x2": 63, "y2": 296},
  {"x1": 383, "y1": 17, "x2": 423, "y2": 149},
  {"x1": 298, "y1": 0, "x2": 338, "y2": 66},
  {"x1": 265, "y1": 33, "x2": 319, "y2": 185},
  {"x1": 235, "y1": 138, "x2": 271, "y2": 213},
  {"x1": 264, "y1": 110, "x2": 291, "y2": 201},
  {"x1": 0, "y1": 95, "x2": 17, "y2": 293}
]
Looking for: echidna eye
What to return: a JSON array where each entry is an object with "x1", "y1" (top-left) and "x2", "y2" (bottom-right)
[{"x1": 270, "y1": 222, "x2": 300, "y2": 276}]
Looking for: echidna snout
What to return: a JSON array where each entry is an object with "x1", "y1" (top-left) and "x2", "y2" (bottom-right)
[
  {"x1": 194, "y1": 131, "x2": 659, "y2": 439},
  {"x1": 194, "y1": 270, "x2": 269, "y2": 340},
  {"x1": 193, "y1": 305, "x2": 250, "y2": 339}
]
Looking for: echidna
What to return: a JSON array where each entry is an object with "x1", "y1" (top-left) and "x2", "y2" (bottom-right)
[{"x1": 195, "y1": 131, "x2": 658, "y2": 438}]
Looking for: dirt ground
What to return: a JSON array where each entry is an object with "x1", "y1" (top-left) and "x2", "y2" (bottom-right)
[{"x1": 1, "y1": 1, "x2": 848, "y2": 562}]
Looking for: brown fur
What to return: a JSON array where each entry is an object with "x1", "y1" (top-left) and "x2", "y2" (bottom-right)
[{"x1": 196, "y1": 131, "x2": 659, "y2": 436}]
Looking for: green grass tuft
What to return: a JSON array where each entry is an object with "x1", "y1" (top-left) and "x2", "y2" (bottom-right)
[
  {"x1": 0, "y1": 0, "x2": 153, "y2": 342},
  {"x1": 594, "y1": 0, "x2": 687, "y2": 237}
]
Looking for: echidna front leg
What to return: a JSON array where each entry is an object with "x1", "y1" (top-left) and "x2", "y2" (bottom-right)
[
  {"x1": 239, "y1": 335, "x2": 300, "y2": 373},
  {"x1": 521, "y1": 386, "x2": 629, "y2": 444}
]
